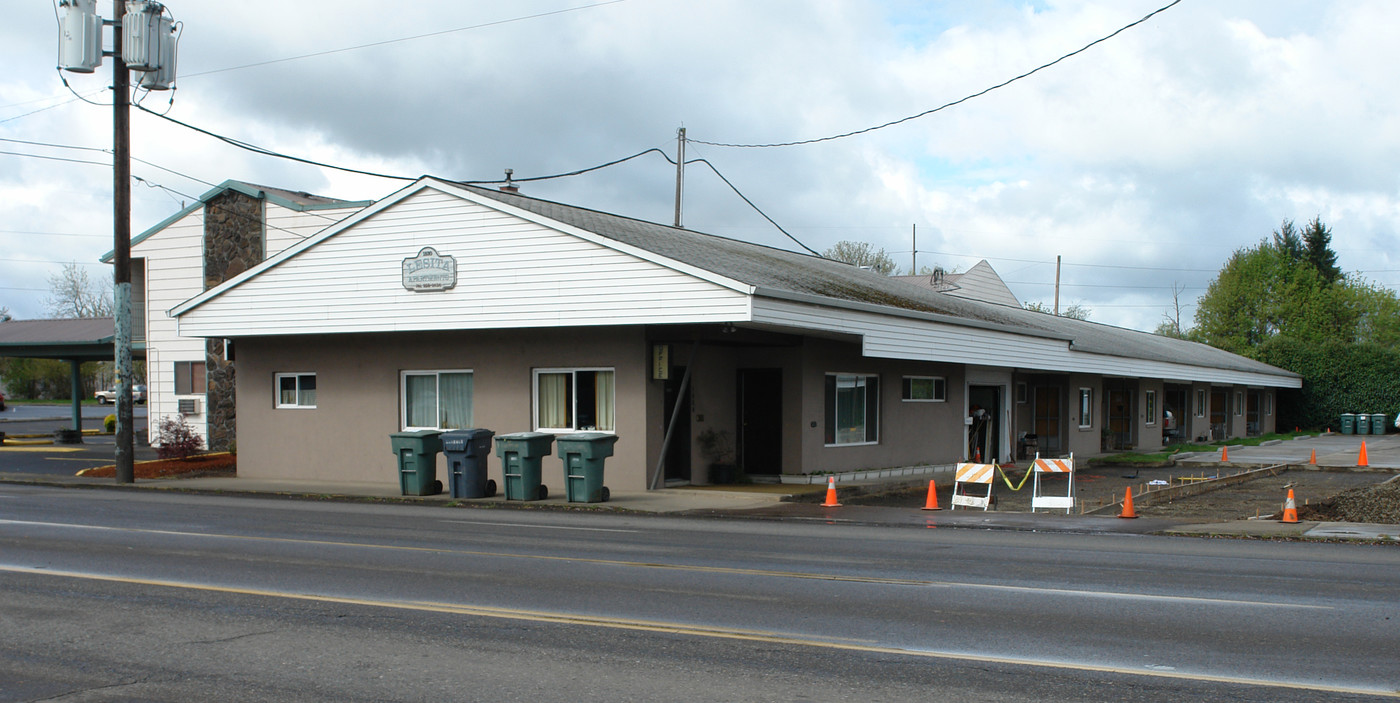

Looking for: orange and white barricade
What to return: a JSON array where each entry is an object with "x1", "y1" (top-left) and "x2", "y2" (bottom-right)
[
  {"x1": 1030, "y1": 453, "x2": 1075, "y2": 513},
  {"x1": 951, "y1": 462, "x2": 996, "y2": 511}
]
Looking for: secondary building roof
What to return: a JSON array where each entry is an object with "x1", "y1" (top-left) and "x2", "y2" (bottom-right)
[{"x1": 0, "y1": 317, "x2": 144, "y2": 361}]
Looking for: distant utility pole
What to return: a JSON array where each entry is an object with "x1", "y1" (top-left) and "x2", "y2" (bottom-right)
[
  {"x1": 1054, "y1": 255, "x2": 1062, "y2": 316},
  {"x1": 58, "y1": 0, "x2": 178, "y2": 483},
  {"x1": 911, "y1": 224, "x2": 916, "y2": 274},
  {"x1": 673, "y1": 127, "x2": 685, "y2": 228}
]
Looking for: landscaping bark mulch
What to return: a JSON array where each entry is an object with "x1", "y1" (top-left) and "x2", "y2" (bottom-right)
[{"x1": 80, "y1": 453, "x2": 236, "y2": 480}]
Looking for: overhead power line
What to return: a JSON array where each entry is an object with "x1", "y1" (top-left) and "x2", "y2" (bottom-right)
[
  {"x1": 690, "y1": 0, "x2": 1184, "y2": 149},
  {"x1": 184, "y1": 1, "x2": 627, "y2": 78}
]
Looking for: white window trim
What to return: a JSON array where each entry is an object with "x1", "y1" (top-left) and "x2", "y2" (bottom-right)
[
  {"x1": 532, "y1": 367, "x2": 616, "y2": 434},
  {"x1": 275, "y1": 372, "x2": 317, "y2": 409},
  {"x1": 901, "y1": 375, "x2": 946, "y2": 403},
  {"x1": 1195, "y1": 389, "x2": 1206, "y2": 418},
  {"x1": 1078, "y1": 387, "x2": 1093, "y2": 430},
  {"x1": 826, "y1": 372, "x2": 880, "y2": 447},
  {"x1": 1235, "y1": 391, "x2": 1244, "y2": 416},
  {"x1": 173, "y1": 360, "x2": 206, "y2": 397},
  {"x1": 1016, "y1": 382, "x2": 1027, "y2": 404},
  {"x1": 1265, "y1": 392, "x2": 1273, "y2": 416},
  {"x1": 1145, "y1": 389, "x2": 1157, "y2": 426},
  {"x1": 400, "y1": 368, "x2": 474, "y2": 431}
]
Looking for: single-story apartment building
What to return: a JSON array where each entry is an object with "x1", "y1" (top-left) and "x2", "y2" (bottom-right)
[{"x1": 162, "y1": 176, "x2": 1299, "y2": 491}]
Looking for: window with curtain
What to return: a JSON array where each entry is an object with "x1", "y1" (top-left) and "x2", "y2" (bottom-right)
[
  {"x1": 534, "y1": 368, "x2": 615, "y2": 432},
  {"x1": 1078, "y1": 388, "x2": 1093, "y2": 428},
  {"x1": 275, "y1": 373, "x2": 316, "y2": 408},
  {"x1": 824, "y1": 373, "x2": 879, "y2": 445},
  {"x1": 401, "y1": 370, "x2": 473, "y2": 430},
  {"x1": 174, "y1": 361, "x2": 206, "y2": 395}
]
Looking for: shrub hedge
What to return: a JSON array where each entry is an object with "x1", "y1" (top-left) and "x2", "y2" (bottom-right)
[{"x1": 1255, "y1": 337, "x2": 1400, "y2": 430}]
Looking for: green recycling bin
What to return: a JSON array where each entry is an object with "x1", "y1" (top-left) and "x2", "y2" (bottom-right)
[
  {"x1": 557, "y1": 432, "x2": 619, "y2": 503},
  {"x1": 1357, "y1": 413, "x2": 1371, "y2": 435},
  {"x1": 391, "y1": 430, "x2": 443, "y2": 496},
  {"x1": 1372, "y1": 413, "x2": 1389, "y2": 436},
  {"x1": 1340, "y1": 413, "x2": 1356, "y2": 435},
  {"x1": 495, "y1": 432, "x2": 555, "y2": 501}
]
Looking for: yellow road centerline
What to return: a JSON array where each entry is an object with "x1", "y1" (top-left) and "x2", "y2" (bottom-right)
[
  {"x1": 0, "y1": 564, "x2": 1390, "y2": 698},
  {"x1": 0, "y1": 518, "x2": 1333, "y2": 609}
]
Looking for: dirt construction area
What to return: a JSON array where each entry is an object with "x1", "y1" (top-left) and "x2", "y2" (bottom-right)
[{"x1": 841, "y1": 463, "x2": 1400, "y2": 524}]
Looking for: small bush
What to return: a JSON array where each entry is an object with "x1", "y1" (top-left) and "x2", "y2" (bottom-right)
[
  {"x1": 155, "y1": 415, "x2": 204, "y2": 460},
  {"x1": 103, "y1": 414, "x2": 116, "y2": 433}
]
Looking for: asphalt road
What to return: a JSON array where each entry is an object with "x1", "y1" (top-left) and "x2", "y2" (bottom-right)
[{"x1": 1, "y1": 485, "x2": 1396, "y2": 701}]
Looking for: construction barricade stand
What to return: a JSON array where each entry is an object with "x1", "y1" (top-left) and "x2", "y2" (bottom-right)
[
  {"x1": 1030, "y1": 453, "x2": 1075, "y2": 514},
  {"x1": 951, "y1": 462, "x2": 996, "y2": 511}
]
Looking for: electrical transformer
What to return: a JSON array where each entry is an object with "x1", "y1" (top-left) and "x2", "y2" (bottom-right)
[{"x1": 57, "y1": 0, "x2": 102, "y2": 73}]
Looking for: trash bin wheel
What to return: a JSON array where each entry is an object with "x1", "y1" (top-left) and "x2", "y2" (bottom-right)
[
  {"x1": 601, "y1": 486, "x2": 610, "y2": 502},
  {"x1": 537, "y1": 484, "x2": 548, "y2": 501},
  {"x1": 433, "y1": 480, "x2": 444, "y2": 495},
  {"x1": 485, "y1": 479, "x2": 497, "y2": 498}
]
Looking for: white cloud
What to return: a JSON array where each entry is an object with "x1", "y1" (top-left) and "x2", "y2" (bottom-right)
[{"x1": 2, "y1": 0, "x2": 1397, "y2": 330}]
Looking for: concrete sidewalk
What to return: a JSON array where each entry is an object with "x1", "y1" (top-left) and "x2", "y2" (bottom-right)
[{"x1": 4, "y1": 469, "x2": 1397, "y2": 542}]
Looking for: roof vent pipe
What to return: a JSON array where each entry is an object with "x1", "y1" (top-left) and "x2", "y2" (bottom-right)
[{"x1": 499, "y1": 168, "x2": 518, "y2": 193}]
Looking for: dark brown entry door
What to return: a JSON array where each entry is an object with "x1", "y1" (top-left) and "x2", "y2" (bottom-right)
[
  {"x1": 1033, "y1": 386, "x2": 1060, "y2": 454},
  {"x1": 662, "y1": 368, "x2": 691, "y2": 481},
  {"x1": 1108, "y1": 389, "x2": 1134, "y2": 450},
  {"x1": 738, "y1": 369, "x2": 782, "y2": 475},
  {"x1": 1210, "y1": 389, "x2": 1228, "y2": 441}
]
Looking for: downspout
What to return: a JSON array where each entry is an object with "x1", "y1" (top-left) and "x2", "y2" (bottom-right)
[{"x1": 650, "y1": 340, "x2": 700, "y2": 491}]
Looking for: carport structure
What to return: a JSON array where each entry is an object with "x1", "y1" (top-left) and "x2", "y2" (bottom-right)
[{"x1": 0, "y1": 317, "x2": 145, "y2": 440}]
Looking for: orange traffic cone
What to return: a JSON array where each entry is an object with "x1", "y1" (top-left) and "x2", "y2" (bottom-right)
[
  {"x1": 1118, "y1": 487, "x2": 1138, "y2": 519},
  {"x1": 1220, "y1": 445, "x2": 1229, "y2": 462},
  {"x1": 921, "y1": 479, "x2": 942, "y2": 511},
  {"x1": 820, "y1": 476, "x2": 841, "y2": 507},
  {"x1": 1308, "y1": 449, "x2": 1317, "y2": 465},
  {"x1": 973, "y1": 447, "x2": 981, "y2": 463},
  {"x1": 1358, "y1": 441, "x2": 1369, "y2": 468},
  {"x1": 1281, "y1": 489, "x2": 1299, "y2": 524}
]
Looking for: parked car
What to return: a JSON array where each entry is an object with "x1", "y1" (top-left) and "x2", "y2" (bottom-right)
[{"x1": 95, "y1": 386, "x2": 148, "y2": 404}]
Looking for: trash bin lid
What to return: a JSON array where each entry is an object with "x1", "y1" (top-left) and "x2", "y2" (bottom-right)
[
  {"x1": 496, "y1": 431, "x2": 556, "y2": 441},
  {"x1": 390, "y1": 429, "x2": 443, "y2": 438},
  {"x1": 441, "y1": 428, "x2": 495, "y2": 440},
  {"x1": 559, "y1": 432, "x2": 619, "y2": 444}
]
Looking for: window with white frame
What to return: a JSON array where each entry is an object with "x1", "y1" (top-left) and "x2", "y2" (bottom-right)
[
  {"x1": 1195, "y1": 388, "x2": 1206, "y2": 417},
  {"x1": 825, "y1": 373, "x2": 879, "y2": 445},
  {"x1": 1078, "y1": 388, "x2": 1093, "y2": 429},
  {"x1": 401, "y1": 370, "x2": 474, "y2": 430},
  {"x1": 1145, "y1": 389, "x2": 1157, "y2": 425},
  {"x1": 1265, "y1": 392, "x2": 1273, "y2": 415},
  {"x1": 901, "y1": 376, "x2": 945, "y2": 402},
  {"x1": 1235, "y1": 391, "x2": 1244, "y2": 416},
  {"x1": 534, "y1": 368, "x2": 615, "y2": 432},
  {"x1": 275, "y1": 373, "x2": 316, "y2": 408}
]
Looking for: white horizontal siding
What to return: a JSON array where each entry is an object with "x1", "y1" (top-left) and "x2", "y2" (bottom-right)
[
  {"x1": 752, "y1": 298, "x2": 1301, "y2": 389},
  {"x1": 131, "y1": 210, "x2": 211, "y2": 445},
  {"x1": 178, "y1": 189, "x2": 750, "y2": 337},
  {"x1": 265, "y1": 204, "x2": 363, "y2": 257}
]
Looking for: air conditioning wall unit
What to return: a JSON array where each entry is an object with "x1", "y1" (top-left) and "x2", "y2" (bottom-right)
[{"x1": 177, "y1": 398, "x2": 201, "y2": 415}]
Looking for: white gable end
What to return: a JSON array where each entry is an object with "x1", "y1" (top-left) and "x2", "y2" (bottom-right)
[{"x1": 176, "y1": 187, "x2": 750, "y2": 337}]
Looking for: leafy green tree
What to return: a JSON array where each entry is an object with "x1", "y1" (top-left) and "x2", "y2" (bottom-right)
[
  {"x1": 824, "y1": 241, "x2": 897, "y2": 275},
  {"x1": 1302, "y1": 216, "x2": 1341, "y2": 285},
  {"x1": 1024, "y1": 301, "x2": 1090, "y2": 320}
]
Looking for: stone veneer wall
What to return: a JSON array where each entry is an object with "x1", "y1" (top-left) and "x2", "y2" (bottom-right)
[{"x1": 202, "y1": 190, "x2": 264, "y2": 452}]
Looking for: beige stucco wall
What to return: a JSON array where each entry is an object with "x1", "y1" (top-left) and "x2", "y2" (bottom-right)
[
  {"x1": 1139, "y1": 379, "x2": 1165, "y2": 448},
  {"x1": 1065, "y1": 374, "x2": 1103, "y2": 457},
  {"x1": 235, "y1": 327, "x2": 648, "y2": 489},
  {"x1": 797, "y1": 338, "x2": 967, "y2": 473}
]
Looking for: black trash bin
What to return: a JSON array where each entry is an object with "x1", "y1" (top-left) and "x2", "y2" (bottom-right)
[
  {"x1": 495, "y1": 432, "x2": 555, "y2": 501},
  {"x1": 390, "y1": 430, "x2": 443, "y2": 496},
  {"x1": 557, "y1": 432, "x2": 619, "y2": 503},
  {"x1": 442, "y1": 429, "x2": 496, "y2": 499}
]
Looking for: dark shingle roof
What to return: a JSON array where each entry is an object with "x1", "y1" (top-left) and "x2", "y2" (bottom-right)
[{"x1": 458, "y1": 183, "x2": 1295, "y2": 379}]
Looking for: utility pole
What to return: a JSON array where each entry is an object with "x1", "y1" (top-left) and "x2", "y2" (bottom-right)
[
  {"x1": 113, "y1": 0, "x2": 134, "y2": 483},
  {"x1": 58, "y1": 0, "x2": 176, "y2": 482},
  {"x1": 673, "y1": 127, "x2": 685, "y2": 228},
  {"x1": 911, "y1": 224, "x2": 916, "y2": 275},
  {"x1": 1053, "y1": 255, "x2": 1062, "y2": 317}
]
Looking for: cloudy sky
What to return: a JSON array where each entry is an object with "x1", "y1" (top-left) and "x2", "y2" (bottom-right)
[{"x1": 2, "y1": 0, "x2": 1397, "y2": 331}]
